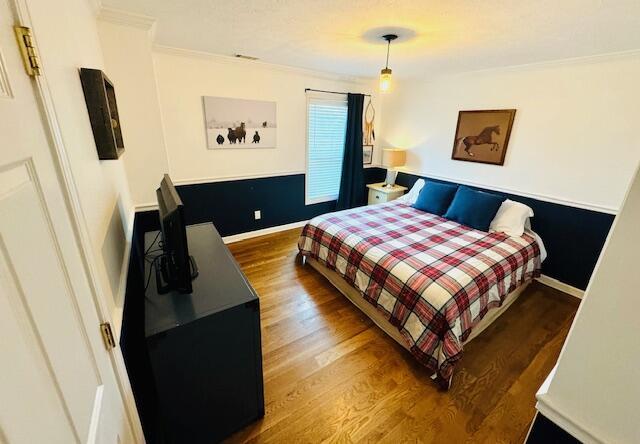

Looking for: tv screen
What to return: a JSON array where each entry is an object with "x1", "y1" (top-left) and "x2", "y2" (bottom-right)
[{"x1": 155, "y1": 174, "x2": 197, "y2": 294}]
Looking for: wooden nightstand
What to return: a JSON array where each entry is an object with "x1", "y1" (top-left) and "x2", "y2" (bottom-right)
[{"x1": 367, "y1": 182, "x2": 408, "y2": 205}]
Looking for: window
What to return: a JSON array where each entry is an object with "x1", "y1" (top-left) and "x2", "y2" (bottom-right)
[{"x1": 306, "y1": 95, "x2": 348, "y2": 204}]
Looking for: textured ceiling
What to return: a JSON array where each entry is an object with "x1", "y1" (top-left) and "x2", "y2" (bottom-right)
[{"x1": 101, "y1": 0, "x2": 640, "y2": 78}]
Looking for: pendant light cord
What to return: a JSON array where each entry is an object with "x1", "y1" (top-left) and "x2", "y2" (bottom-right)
[{"x1": 385, "y1": 39, "x2": 391, "y2": 69}]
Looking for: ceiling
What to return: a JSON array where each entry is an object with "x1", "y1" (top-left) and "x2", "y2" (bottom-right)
[{"x1": 101, "y1": 0, "x2": 640, "y2": 78}]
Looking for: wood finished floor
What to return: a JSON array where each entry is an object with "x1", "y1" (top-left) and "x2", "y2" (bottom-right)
[{"x1": 226, "y1": 228, "x2": 579, "y2": 443}]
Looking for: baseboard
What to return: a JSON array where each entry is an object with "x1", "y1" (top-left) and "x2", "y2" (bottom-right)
[
  {"x1": 222, "y1": 220, "x2": 308, "y2": 244},
  {"x1": 535, "y1": 275, "x2": 584, "y2": 299}
]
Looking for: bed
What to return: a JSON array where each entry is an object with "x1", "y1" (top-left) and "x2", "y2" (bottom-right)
[{"x1": 297, "y1": 200, "x2": 543, "y2": 388}]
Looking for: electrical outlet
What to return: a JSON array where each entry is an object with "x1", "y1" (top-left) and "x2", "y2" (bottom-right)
[{"x1": 254, "y1": 210, "x2": 261, "y2": 220}]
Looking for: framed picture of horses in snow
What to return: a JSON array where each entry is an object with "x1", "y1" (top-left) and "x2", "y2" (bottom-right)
[
  {"x1": 451, "y1": 109, "x2": 516, "y2": 165},
  {"x1": 203, "y1": 96, "x2": 277, "y2": 149}
]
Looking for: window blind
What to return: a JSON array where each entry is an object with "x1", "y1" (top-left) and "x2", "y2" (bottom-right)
[{"x1": 306, "y1": 96, "x2": 348, "y2": 204}]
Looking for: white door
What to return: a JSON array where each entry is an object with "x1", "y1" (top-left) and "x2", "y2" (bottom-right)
[{"x1": 0, "y1": 1, "x2": 135, "y2": 443}]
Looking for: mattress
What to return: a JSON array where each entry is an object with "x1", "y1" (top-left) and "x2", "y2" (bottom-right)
[{"x1": 298, "y1": 201, "x2": 542, "y2": 387}]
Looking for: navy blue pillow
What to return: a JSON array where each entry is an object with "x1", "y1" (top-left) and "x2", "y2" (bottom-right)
[
  {"x1": 412, "y1": 182, "x2": 458, "y2": 215},
  {"x1": 443, "y1": 186, "x2": 505, "y2": 231}
]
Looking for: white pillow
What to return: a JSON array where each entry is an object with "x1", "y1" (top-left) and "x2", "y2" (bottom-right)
[
  {"x1": 396, "y1": 179, "x2": 425, "y2": 205},
  {"x1": 489, "y1": 199, "x2": 534, "y2": 237}
]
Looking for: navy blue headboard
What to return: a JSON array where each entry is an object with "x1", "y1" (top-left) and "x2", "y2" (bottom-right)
[{"x1": 395, "y1": 172, "x2": 615, "y2": 290}]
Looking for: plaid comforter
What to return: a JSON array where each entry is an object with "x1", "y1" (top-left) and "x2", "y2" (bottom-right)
[{"x1": 298, "y1": 201, "x2": 541, "y2": 388}]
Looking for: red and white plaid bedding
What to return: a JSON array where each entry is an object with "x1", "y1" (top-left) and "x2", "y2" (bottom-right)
[{"x1": 297, "y1": 201, "x2": 542, "y2": 388}]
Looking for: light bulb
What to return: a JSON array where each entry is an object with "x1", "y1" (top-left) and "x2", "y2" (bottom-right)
[{"x1": 379, "y1": 68, "x2": 392, "y2": 93}]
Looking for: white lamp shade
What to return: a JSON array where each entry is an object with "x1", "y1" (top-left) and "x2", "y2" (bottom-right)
[{"x1": 382, "y1": 148, "x2": 406, "y2": 168}]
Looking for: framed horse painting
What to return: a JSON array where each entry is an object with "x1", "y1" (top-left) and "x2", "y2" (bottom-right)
[{"x1": 451, "y1": 109, "x2": 516, "y2": 165}]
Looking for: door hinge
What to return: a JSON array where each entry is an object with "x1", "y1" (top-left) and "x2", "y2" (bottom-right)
[
  {"x1": 100, "y1": 322, "x2": 116, "y2": 350},
  {"x1": 14, "y1": 26, "x2": 41, "y2": 77}
]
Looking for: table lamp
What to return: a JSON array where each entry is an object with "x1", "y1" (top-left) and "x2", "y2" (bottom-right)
[{"x1": 382, "y1": 148, "x2": 406, "y2": 187}]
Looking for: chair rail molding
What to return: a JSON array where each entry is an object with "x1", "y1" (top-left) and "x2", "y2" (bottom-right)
[{"x1": 400, "y1": 168, "x2": 618, "y2": 214}]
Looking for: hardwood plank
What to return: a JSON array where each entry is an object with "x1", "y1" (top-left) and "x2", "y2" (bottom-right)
[{"x1": 225, "y1": 228, "x2": 579, "y2": 443}]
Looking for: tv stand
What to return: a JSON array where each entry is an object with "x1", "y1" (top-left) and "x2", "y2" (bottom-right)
[{"x1": 144, "y1": 222, "x2": 264, "y2": 443}]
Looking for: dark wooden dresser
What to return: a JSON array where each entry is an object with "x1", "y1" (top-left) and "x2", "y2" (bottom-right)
[{"x1": 144, "y1": 223, "x2": 264, "y2": 443}]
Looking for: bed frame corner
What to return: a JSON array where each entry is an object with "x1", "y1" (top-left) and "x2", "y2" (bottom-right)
[{"x1": 296, "y1": 252, "x2": 306, "y2": 265}]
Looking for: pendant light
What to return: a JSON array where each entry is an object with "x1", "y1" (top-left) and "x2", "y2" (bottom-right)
[{"x1": 379, "y1": 34, "x2": 398, "y2": 93}]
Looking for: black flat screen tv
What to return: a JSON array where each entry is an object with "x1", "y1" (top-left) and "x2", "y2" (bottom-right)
[{"x1": 155, "y1": 174, "x2": 198, "y2": 294}]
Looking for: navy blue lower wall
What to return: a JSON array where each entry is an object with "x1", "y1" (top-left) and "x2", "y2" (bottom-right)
[
  {"x1": 526, "y1": 413, "x2": 580, "y2": 443},
  {"x1": 120, "y1": 215, "x2": 161, "y2": 443},
  {"x1": 178, "y1": 169, "x2": 386, "y2": 235},
  {"x1": 394, "y1": 172, "x2": 614, "y2": 290},
  {"x1": 178, "y1": 174, "x2": 330, "y2": 235},
  {"x1": 139, "y1": 168, "x2": 387, "y2": 237},
  {"x1": 136, "y1": 168, "x2": 613, "y2": 290},
  {"x1": 125, "y1": 168, "x2": 608, "y2": 442},
  {"x1": 123, "y1": 168, "x2": 386, "y2": 442}
]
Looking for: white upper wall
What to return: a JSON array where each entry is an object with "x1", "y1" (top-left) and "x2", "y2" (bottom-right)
[
  {"x1": 29, "y1": 0, "x2": 134, "y2": 318},
  {"x1": 98, "y1": 17, "x2": 382, "y2": 209},
  {"x1": 97, "y1": 19, "x2": 169, "y2": 206},
  {"x1": 97, "y1": 10, "x2": 640, "y2": 215},
  {"x1": 536, "y1": 163, "x2": 640, "y2": 443},
  {"x1": 151, "y1": 47, "x2": 377, "y2": 196},
  {"x1": 379, "y1": 53, "x2": 640, "y2": 212}
]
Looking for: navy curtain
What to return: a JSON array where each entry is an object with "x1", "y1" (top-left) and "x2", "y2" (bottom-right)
[{"x1": 336, "y1": 93, "x2": 365, "y2": 210}]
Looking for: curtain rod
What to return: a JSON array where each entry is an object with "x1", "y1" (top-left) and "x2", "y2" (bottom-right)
[{"x1": 305, "y1": 88, "x2": 371, "y2": 97}]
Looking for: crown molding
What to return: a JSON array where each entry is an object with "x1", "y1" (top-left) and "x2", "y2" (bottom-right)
[
  {"x1": 467, "y1": 48, "x2": 640, "y2": 75},
  {"x1": 153, "y1": 44, "x2": 371, "y2": 85},
  {"x1": 98, "y1": 6, "x2": 157, "y2": 33},
  {"x1": 90, "y1": 1, "x2": 638, "y2": 83},
  {"x1": 87, "y1": 0, "x2": 102, "y2": 16},
  {"x1": 403, "y1": 49, "x2": 640, "y2": 82}
]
